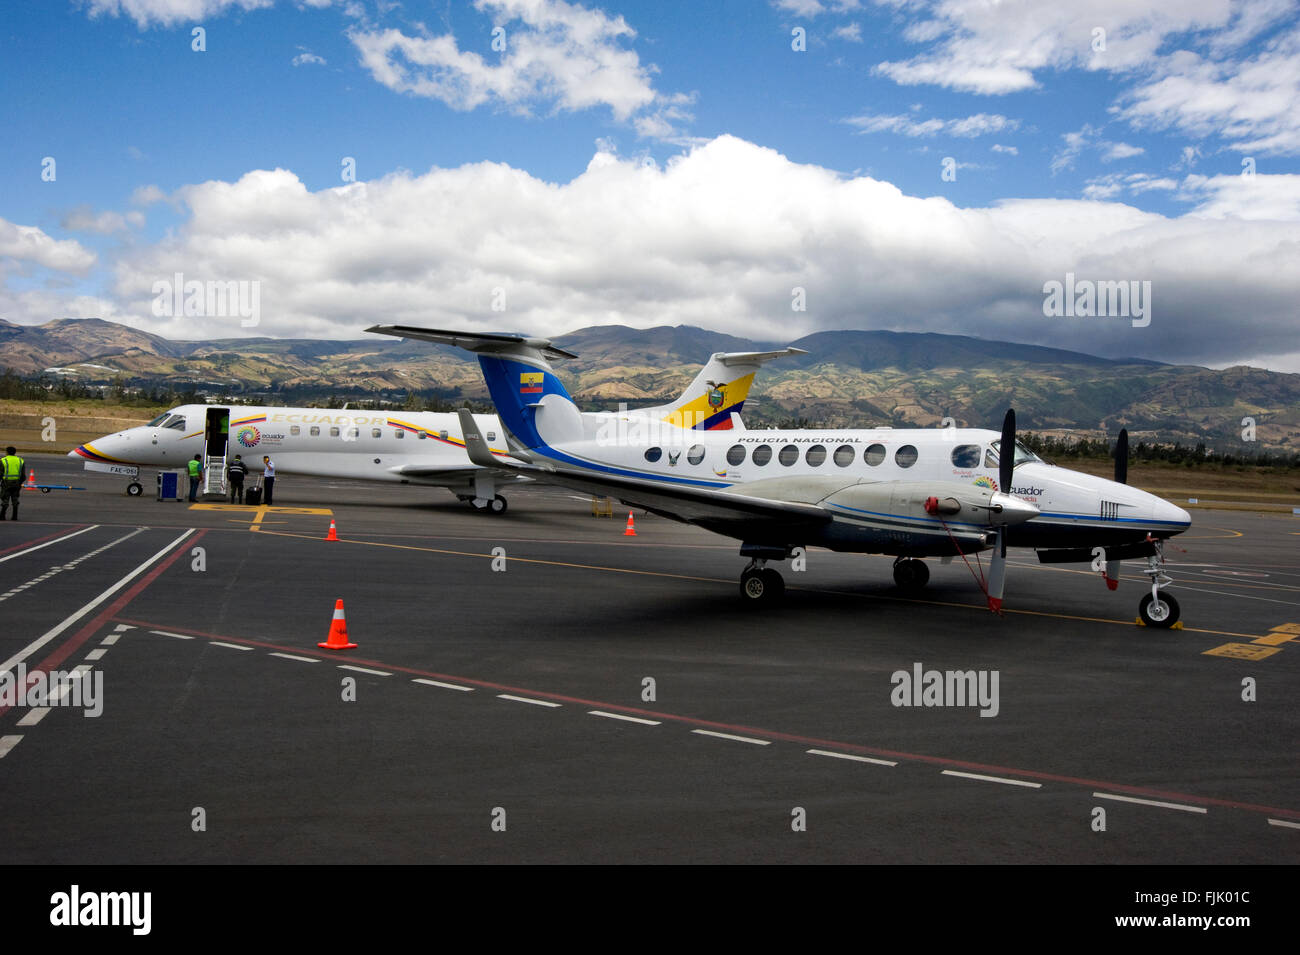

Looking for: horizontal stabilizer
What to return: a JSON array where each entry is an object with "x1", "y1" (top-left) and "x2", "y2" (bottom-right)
[{"x1": 366, "y1": 325, "x2": 578, "y2": 361}]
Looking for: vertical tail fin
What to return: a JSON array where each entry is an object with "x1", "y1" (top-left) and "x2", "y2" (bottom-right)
[{"x1": 640, "y1": 348, "x2": 806, "y2": 430}]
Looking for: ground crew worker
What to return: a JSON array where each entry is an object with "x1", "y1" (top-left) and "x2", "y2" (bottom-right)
[
  {"x1": 187, "y1": 454, "x2": 203, "y2": 502},
  {"x1": 227, "y1": 454, "x2": 248, "y2": 504},
  {"x1": 1, "y1": 445, "x2": 26, "y2": 521},
  {"x1": 262, "y1": 455, "x2": 275, "y2": 506}
]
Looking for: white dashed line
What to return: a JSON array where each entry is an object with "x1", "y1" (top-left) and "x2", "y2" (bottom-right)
[
  {"x1": 84, "y1": 648, "x2": 107, "y2": 661},
  {"x1": 691, "y1": 729, "x2": 770, "y2": 746},
  {"x1": 806, "y1": 748, "x2": 897, "y2": 767},
  {"x1": 209, "y1": 641, "x2": 253, "y2": 652},
  {"x1": 112, "y1": 624, "x2": 134, "y2": 633},
  {"x1": 1268, "y1": 818, "x2": 1300, "y2": 830},
  {"x1": 151, "y1": 629, "x2": 194, "y2": 640},
  {"x1": 943, "y1": 770, "x2": 1042, "y2": 789},
  {"x1": 100, "y1": 634, "x2": 121, "y2": 645},
  {"x1": 17, "y1": 709, "x2": 50, "y2": 727},
  {"x1": 72, "y1": 665, "x2": 92, "y2": 677},
  {"x1": 413, "y1": 679, "x2": 473, "y2": 692},
  {"x1": 588, "y1": 710, "x2": 660, "y2": 725},
  {"x1": 0, "y1": 736, "x2": 22, "y2": 758},
  {"x1": 269, "y1": 653, "x2": 320, "y2": 663},
  {"x1": 1092, "y1": 792, "x2": 1206, "y2": 813},
  {"x1": 497, "y1": 694, "x2": 560, "y2": 707},
  {"x1": 338, "y1": 665, "x2": 391, "y2": 677}
]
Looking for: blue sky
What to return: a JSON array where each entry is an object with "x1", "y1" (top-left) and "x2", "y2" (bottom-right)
[{"x1": 2, "y1": 0, "x2": 1299, "y2": 369}]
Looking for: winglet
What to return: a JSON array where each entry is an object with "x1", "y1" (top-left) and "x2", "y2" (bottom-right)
[{"x1": 457, "y1": 409, "x2": 498, "y2": 468}]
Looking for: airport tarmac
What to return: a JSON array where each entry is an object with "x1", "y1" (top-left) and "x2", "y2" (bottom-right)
[{"x1": 1, "y1": 452, "x2": 1297, "y2": 864}]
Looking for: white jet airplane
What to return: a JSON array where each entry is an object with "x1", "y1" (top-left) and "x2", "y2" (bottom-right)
[
  {"x1": 70, "y1": 344, "x2": 803, "y2": 513},
  {"x1": 365, "y1": 325, "x2": 1193, "y2": 627}
]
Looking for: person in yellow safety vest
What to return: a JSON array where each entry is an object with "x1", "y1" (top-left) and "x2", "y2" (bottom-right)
[
  {"x1": 187, "y1": 453, "x2": 203, "y2": 503},
  {"x1": 1, "y1": 445, "x2": 26, "y2": 521}
]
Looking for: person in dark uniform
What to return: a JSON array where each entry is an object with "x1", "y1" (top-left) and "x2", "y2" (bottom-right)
[
  {"x1": 1, "y1": 446, "x2": 26, "y2": 520},
  {"x1": 187, "y1": 454, "x2": 203, "y2": 502},
  {"x1": 227, "y1": 454, "x2": 249, "y2": 503},
  {"x1": 262, "y1": 455, "x2": 275, "y2": 506}
]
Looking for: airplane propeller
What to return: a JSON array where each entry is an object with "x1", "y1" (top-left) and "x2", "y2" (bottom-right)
[
  {"x1": 986, "y1": 408, "x2": 1016, "y2": 614},
  {"x1": 1114, "y1": 427, "x2": 1129, "y2": 485}
]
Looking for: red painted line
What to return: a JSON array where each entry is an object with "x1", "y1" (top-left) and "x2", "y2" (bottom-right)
[
  {"x1": 113, "y1": 614, "x2": 1300, "y2": 820},
  {"x1": 0, "y1": 525, "x2": 91, "y2": 558},
  {"x1": 0, "y1": 531, "x2": 206, "y2": 719}
]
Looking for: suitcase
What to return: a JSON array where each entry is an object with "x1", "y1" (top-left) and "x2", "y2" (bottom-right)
[{"x1": 245, "y1": 486, "x2": 262, "y2": 506}]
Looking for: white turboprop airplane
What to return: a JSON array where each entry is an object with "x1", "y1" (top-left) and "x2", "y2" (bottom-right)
[
  {"x1": 365, "y1": 325, "x2": 1193, "y2": 627},
  {"x1": 70, "y1": 345, "x2": 803, "y2": 513}
]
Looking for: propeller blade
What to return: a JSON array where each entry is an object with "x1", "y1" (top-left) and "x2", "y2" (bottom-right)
[
  {"x1": 998, "y1": 408, "x2": 1016, "y2": 493},
  {"x1": 1114, "y1": 428, "x2": 1129, "y2": 485},
  {"x1": 987, "y1": 530, "x2": 1007, "y2": 614}
]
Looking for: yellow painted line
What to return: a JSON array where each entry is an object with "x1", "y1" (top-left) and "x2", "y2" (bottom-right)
[
  {"x1": 1203, "y1": 643, "x2": 1282, "y2": 661},
  {"x1": 1181, "y1": 526, "x2": 1244, "y2": 540},
  {"x1": 1251, "y1": 631, "x2": 1297, "y2": 646},
  {"x1": 1270, "y1": 622, "x2": 1300, "y2": 634},
  {"x1": 189, "y1": 504, "x2": 333, "y2": 515}
]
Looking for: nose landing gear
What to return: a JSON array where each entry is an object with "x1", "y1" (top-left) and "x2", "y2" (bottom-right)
[{"x1": 1137, "y1": 539, "x2": 1180, "y2": 628}]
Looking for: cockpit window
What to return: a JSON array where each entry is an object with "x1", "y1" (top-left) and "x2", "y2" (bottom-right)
[
  {"x1": 147, "y1": 413, "x2": 170, "y2": 427},
  {"x1": 163, "y1": 416, "x2": 187, "y2": 431},
  {"x1": 988, "y1": 440, "x2": 1041, "y2": 469}
]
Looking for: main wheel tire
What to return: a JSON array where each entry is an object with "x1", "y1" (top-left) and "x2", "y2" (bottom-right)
[
  {"x1": 488, "y1": 495, "x2": 508, "y2": 514},
  {"x1": 760, "y1": 567, "x2": 785, "y2": 600},
  {"x1": 127, "y1": 482, "x2": 143, "y2": 497},
  {"x1": 1139, "y1": 592, "x2": 1180, "y2": 628},
  {"x1": 893, "y1": 558, "x2": 930, "y2": 590}
]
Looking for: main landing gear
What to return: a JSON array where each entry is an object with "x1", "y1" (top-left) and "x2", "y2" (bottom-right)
[
  {"x1": 892, "y1": 557, "x2": 929, "y2": 591},
  {"x1": 737, "y1": 544, "x2": 793, "y2": 605},
  {"x1": 457, "y1": 494, "x2": 508, "y2": 514},
  {"x1": 1138, "y1": 539, "x2": 1180, "y2": 628}
]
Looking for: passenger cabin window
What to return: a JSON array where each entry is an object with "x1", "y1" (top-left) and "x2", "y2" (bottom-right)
[
  {"x1": 418, "y1": 431, "x2": 428, "y2": 439},
  {"x1": 644, "y1": 447, "x2": 663, "y2": 463},
  {"x1": 778, "y1": 445, "x2": 799, "y2": 467},
  {"x1": 371, "y1": 428, "x2": 382, "y2": 439},
  {"x1": 752, "y1": 444, "x2": 773, "y2": 466},
  {"x1": 895, "y1": 445, "x2": 918, "y2": 468},
  {"x1": 864, "y1": 443, "x2": 886, "y2": 466},
  {"x1": 951, "y1": 444, "x2": 981, "y2": 469},
  {"x1": 726, "y1": 444, "x2": 746, "y2": 466},
  {"x1": 290, "y1": 425, "x2": 301, "y2": 436},
  {"x1": 486, "y1": 432, "x2": 496, "y2": 441},
  {"x1": 440, "y1": 431, "x2": 449, "y2": 440},
  {"x1": 330, "y1": 427, "x2": 340, "y2": 438},
  {"x1": 833, "y1": 445, "x2": 855, "y2": 467},
  {"x1": 310, "y1": 426, "x2": 320, "y2": 437},
  {"x1": 805, "y1": 445, "x2": 826, "y2": 467},
  {"x1": 395, "y1": 430, "x2": 404, "y2": 439},
  {"x1": 347, "y1": 428, "x2": 359, "y2": 439},
  {"x1": 687, "y1": 444, "x2": 706, "y2": 465}
]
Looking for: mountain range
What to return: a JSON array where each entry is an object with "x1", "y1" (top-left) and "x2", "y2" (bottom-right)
[{"x1": 2, "y1": 318, "x2": 1297, "y2": 450}]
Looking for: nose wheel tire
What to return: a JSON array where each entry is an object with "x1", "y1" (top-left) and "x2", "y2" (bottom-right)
[
  {"x1": 740, "y1": 567, "x2": 785, "y2": 604},
  {"x1": 127, "y1": 482, "x2": 143, "y2": 497},
  {"x1": 488, "y1": 495, "x2": 507, "y2": 514},
  {"x1": 1139, "y1": 592, "x2": 1180, "y2": 628},
  {"x1": 893, "y1": 558, "x2": 930, "y2": 591}
]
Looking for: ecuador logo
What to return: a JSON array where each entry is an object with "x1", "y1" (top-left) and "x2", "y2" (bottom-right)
[
  {"x1": 519, "y1": 372, "x2": 544, "y2": 395},
  {"x1": 706, "y1": 381, "x2": 726, "y2": 409},
  {"x1": 973, "y1": 475, "x2": 997, "y2": 491},
  {"x1": 237, "y1": 426, "x2": 261, "y2": 448}
]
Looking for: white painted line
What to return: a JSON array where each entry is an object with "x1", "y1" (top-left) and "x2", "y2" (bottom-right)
[
  {"x1": 0, "y1": 735, "x2": 22, "y2": 758},
  {"x1": 209, "y1": 641, "x2": 253, "y2": 652},
  {"x1": 1092, "y1": 792, "x2": 1206, "y2": 814},
  {"x1": 413, "y1": 678, "x2": 473, "y2": 692},
  {"x1": 151, "y1": 629, "x2": 194, "y2": 640},
  {"x1": 0, "y1": 525, "x2": 98, "y2": 565},
  {"x1": 47, "y1": 684, "x2": 71, "y2": 704},
  {"x1": 269, "y1": 652, "x2": 320, "y2": 663},
  {"x1": 807, "y1": 748, "x2": 897, "y2": 767},
  {"x1": 112, "y1": 624, "x2": 135, "y2": 633},
  {"x1": 691, "y1": 729, "x2": 771, "y2": 746},
  {"x1": 84, "y1": 648, "x2": 107, "y2": 661},
  {"x1": 100, "y1": 634, "x2": 121, "y2": 646},
  {"x1": 588, "y1": 710, "x2": 660, "y2": 726},
  {"x1": 942, "y1": 770, "x2": 1042, "y2": 789},
  {"x1": 72, "y1": 665, "x2": 93, "y2": 677},
  {"x1": 1267, "y1": 818, "x2": 1300, "y2": 830},
  {"x1": 497, "y1": 694, "x2": 561, "y2": 707},
  {"x1": 0, "y1": 528, "x2": 195, "y2": 673},
  {"x1": 338, "y1": 665, "x2": 391, "y2": 677},
  {"x1": 17, "y1": 709, "x2": 50, "y2": 727}
]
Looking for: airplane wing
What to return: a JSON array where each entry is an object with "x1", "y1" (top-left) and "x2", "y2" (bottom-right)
[
  {"x1": 391, "y1": 462, "x2": 531, "y2": 483},
  {"x1": 456, "y1": 409, "x2": 830, "y2": 537}
]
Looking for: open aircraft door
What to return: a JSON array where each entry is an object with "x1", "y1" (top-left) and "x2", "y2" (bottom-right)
[{"x1": 203, "y1": 407, "x2": 229, "y2": 496}]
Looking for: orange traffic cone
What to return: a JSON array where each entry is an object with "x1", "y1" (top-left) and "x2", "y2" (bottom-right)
[
  {"x1": 324, "y1": 519, "x2": 338, "y2": 541},
  {"x1": 318, "y1": 599, "x2": 357, "y2": 650},
  {"x1": 623, "y1": 511, "x2": 637, "y2": 536},
  {"x1": 24, "y1": 469, "x2": 36, "y2": 488}
]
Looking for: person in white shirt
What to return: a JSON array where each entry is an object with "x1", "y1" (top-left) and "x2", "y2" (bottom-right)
[{"x1": 261, "y1": 455, "x2": 276, "y2": 506}]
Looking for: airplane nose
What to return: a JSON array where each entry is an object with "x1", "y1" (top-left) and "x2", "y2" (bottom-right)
[
  {"x1": 1153, "y1": 498, "x2": 1192, "y2": 532},
  {"x1": 990, "y1": 492, "x2": 1039, "y2": 525}
]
